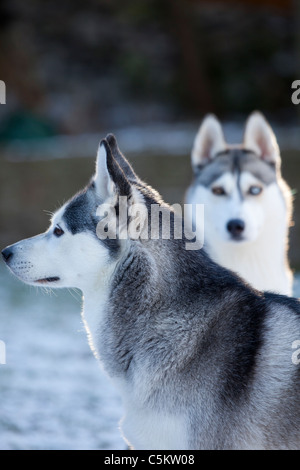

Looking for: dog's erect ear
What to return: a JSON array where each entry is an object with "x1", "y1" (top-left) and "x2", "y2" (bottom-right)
[
  {"x1": 106, "y1": 133, "x2": 138, "y2": 182},
  {"x1": 191, "y1": 115, "x2": 226, "y2": 168},
  {"x1": 94, "y1": 138, "x2": 131, "y2": 199},
  {"x1": 95, "y1": 136, "x2": 148, "y2": 241},
  {"x1": 244, "y1": 112, "x2": 280, "y2": 165}
]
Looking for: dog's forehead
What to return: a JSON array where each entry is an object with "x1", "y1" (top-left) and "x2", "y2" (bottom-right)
[
  {"x1": 53, "y1": 186, "x2": 98, "y2": 234},
  {"x1": 195, "y1": 148, "x2": 277, "y2": 187},
  {"x1": 65, "y1": 189, "x2": 97, "y2": 234},
  {"x1": 238, "y1": 152, "x2": 277, "y2": 185},
  {"x1": 53, "y1": 185, "x2": 120, "y2": 256}
]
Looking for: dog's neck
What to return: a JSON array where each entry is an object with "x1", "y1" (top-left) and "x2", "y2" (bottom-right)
[{"x1": 80, "y1": 238, "x2": 217, "y2": 377}]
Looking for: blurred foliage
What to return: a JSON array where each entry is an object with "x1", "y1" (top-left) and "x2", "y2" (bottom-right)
[
  {"x1": 0, "y1": 0, "x2": 298, "y2": 137},
  {"x1": 1, "y1": 0, "x2": 300, "y2": 269},
  {"x1": 0, "y1": 111, "x2": 57, "y2": 141}
]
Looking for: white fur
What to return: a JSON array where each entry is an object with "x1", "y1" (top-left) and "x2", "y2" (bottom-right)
[
  {"x1": 6, "y1": 206, "x2": 110, "y2": 291},
  {"x1": 81, "y1": 264, "x2": 117, "y2": 361},
  {"x1": 120, "y1": 408, "x2": 188, "y2": 450},
  {"x1": 191, "y1": 114, "x2": 227, "y2": 167},
  {"x1": 187, "y1": 112, "x2": 293, "y2": 295},
  {"x1": 188, "y1": 179, "x2": 292, "y2": 294},
  {"x1": 95, "y1": 143, "x2": 115, "y2": 199},
  {"x1": 244, "y1": 112, "x2": 280, "y2": 165},
  {"x1": 204, "y1": 172, "x2": 266, "y2": 244}
]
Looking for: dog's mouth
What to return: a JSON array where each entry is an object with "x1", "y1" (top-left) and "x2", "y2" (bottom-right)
[
  {"x1": 229, "y1": 234, "x2": 245, "y2": 242},
  {"x1": 35, "y1": 276, "x2": 60, "y2": 284}
]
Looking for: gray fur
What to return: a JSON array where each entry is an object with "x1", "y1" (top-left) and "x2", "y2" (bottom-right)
[
  {"x1": 98, "y1": 229, "x2": 300, "y2": 449},
  {"x1": 62, "y1": 184, "x2": 99, "y2": 235},
  {"x1": 2, "y1": 135, "x2": 300, "y2": 450},
  {"x1": 193, "y1": 148, "x2": 277, "y2": 188},
  {"x1": 88, "y1": 137, "x2": 300, "y2": 449}
]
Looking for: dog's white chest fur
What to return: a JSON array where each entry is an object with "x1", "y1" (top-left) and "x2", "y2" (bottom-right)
[{"x1": 120, "y1": 404, "x2": 188, "y2": 450}]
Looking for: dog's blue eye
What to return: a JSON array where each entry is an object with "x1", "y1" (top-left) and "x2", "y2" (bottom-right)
[
  {"x1": 54, "y1": 226, "x2": 64, "y2": 237},
  {"x1": 249, "y1": 185, "x2": 263, "y2": 196},
  {"x1": 212, "y1": 186, "x2": 226, "y2": 196}
]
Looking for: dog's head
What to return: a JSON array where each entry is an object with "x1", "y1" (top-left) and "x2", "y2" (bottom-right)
[
  {"x1": 2, "y1": 135, "x2": 163, "y2": 291},
  {"x1": 188, "y1": 112, "x2": 285, "y2": 245}
]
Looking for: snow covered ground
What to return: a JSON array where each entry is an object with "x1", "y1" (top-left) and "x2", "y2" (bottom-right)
[
  {"x1": 0, "y1": 265, "x2": 125, "y2": 450},
  {"x1": 0, "y1": 264, "x2": 299, "y2": 450}
]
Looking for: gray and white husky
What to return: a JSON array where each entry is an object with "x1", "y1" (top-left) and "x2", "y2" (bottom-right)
[
  {"x1": 186, "y1": 112, "x2": 293, "y2": 295},
  {"x1": 2, "y1": 134, "x2": 300, "y2": 450}
]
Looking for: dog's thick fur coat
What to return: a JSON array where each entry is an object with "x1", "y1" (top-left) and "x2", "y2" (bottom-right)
[{"x1": 2, "y1": 135, "x2": 300, "y2": 449}]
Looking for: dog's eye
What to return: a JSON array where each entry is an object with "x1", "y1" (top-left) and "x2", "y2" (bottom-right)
[
  {"x1": 212, "y1": 186, "x2": 226, "y2": 196},
  {"x1": 53, "y1": 225, "x2": 64, "y2": 237},
  {"x1": 249, "y1": 185, "x2": 263, "y2": 196}
]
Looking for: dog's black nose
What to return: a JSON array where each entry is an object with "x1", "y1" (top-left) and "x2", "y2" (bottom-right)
[
  {"x1": 227, "y1": 219, "x2": 245, "y2": 238},
  {"x1": 1, "y1": 247, "x2": 13, "y2": 263}
]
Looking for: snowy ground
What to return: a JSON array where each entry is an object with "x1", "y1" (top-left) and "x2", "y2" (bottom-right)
[
  {"x1": 0, "y1": 264, "x2": 300, "y2": 450},
  {"x1": 0, "y1": 265, "x2": 125, "y2": 450}
]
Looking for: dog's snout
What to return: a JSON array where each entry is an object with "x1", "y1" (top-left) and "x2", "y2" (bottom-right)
[
  {"x1": 227, "y1": 219, "x2": 245, "y2": 238},
  {"x1": 1, "y1": 247, "x2": 14, "y2": 264}
]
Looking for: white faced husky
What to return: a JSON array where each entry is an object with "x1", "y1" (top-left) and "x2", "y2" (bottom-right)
[
  {"x1": 186, "y1": 112, "x2": 293, "y2": 295},
  {"x1": 2, "y1": 134, "x2": 300, "y2": 450}
]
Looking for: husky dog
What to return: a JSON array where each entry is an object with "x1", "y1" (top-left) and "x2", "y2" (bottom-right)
[
  {"x1": 186, "y1": 112, "x2": 293, "y2": 295},
  {"x1": 2, "y1": 135, "x2": 300, "y2": 450}
]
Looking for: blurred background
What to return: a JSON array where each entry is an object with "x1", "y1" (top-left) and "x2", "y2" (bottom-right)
[{"x1": 1, "y1": 0, "x2": 300, "y2": 450}]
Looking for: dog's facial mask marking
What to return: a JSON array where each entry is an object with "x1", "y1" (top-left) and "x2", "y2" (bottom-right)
[{"x1": 189, "y1": 112, "x2": 280, "y2": 245}]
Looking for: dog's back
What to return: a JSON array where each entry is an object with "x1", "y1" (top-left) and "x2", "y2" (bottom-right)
[{"x1": 103, "y1": 228, "x2": 300, "y2": 449}]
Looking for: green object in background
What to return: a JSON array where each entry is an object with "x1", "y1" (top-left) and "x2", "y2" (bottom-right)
[{"x1": 0, "y1": 110, "x2": 57, "y2": 141}]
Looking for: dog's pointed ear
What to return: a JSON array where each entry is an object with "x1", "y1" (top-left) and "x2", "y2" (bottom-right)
[
  {"x1": 94, "y1": 138, "x2": 131, "y2": 199},
  {"x1": 244, "y1": 112, "x2": 280, "y2": 166},
  {"x1": 191, "y1": 115, "x2": 226, "y2": 169},
  {"x1": 106, "y1": 133, "x2": 138, "y2": 182}
]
